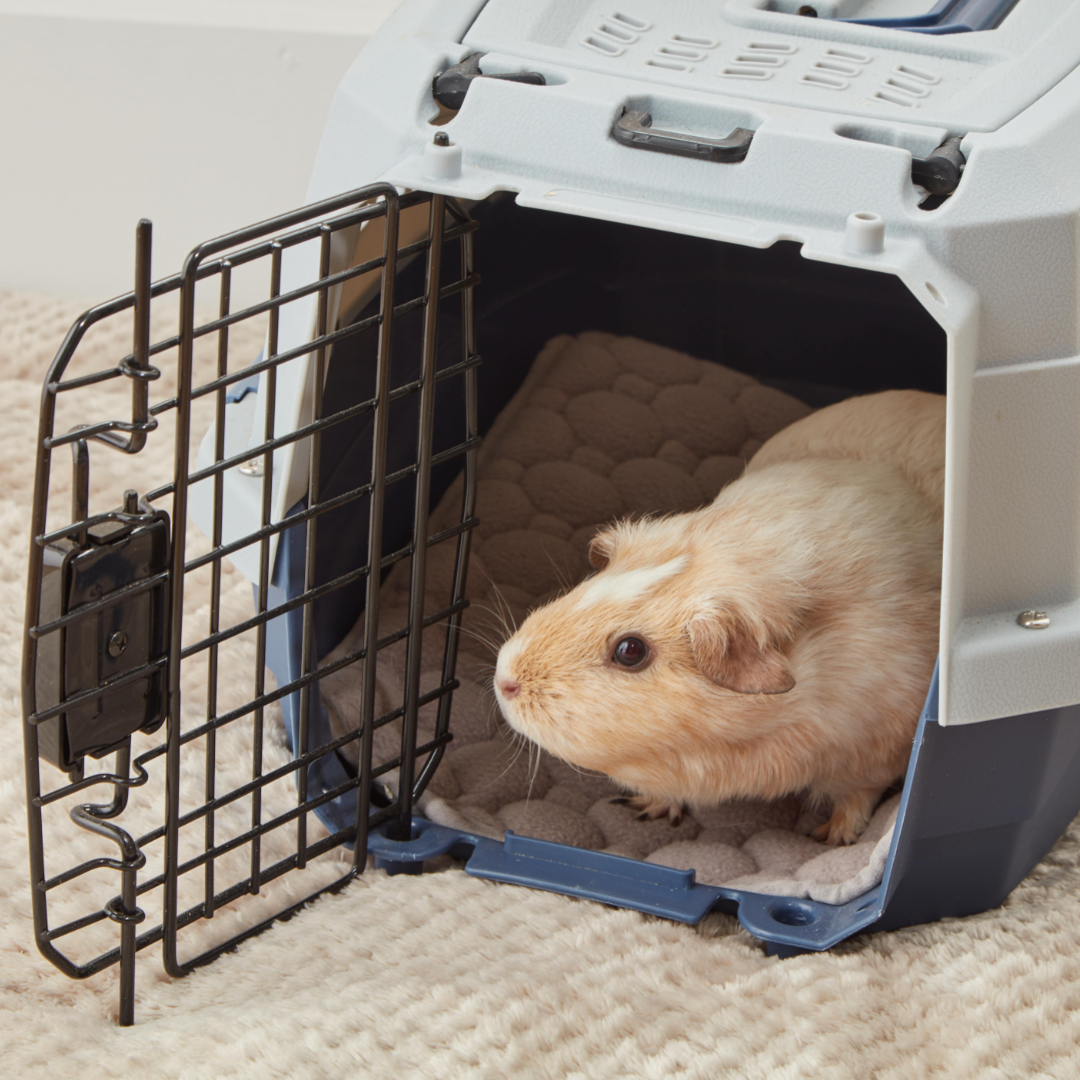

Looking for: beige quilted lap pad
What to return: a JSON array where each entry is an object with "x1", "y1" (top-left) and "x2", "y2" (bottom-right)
[{"x1": 321, "y1": 332, "x2": 904, "y2": 908}]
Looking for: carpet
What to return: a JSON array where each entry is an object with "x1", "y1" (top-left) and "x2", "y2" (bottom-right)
[{"x1": 2, "y1": 291, "x2": 1079, "y2": 1080}]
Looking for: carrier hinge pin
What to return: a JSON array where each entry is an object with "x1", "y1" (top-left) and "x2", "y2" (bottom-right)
[
  {"x1": 432, "y1": 52, "x2": 546, "y2": 111},
  {"x1": 911, "y1": 136, "x2": 966, "y2": 198}
]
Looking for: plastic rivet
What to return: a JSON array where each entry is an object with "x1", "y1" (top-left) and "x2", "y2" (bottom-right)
[
  {"x1": 238, "y1": 459, "x2": 264, "y2": 477},
  {"x1": 844, "y1": 211, "x2": 885, "y2": 255},
  {"x1": 423, "y1": 133, "x2": 463, "y2": 180},
  {"x1": 1017, "y1": 610, "x2": 1050, "y2": 629}
]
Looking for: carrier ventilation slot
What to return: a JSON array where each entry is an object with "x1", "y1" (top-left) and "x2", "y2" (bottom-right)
[
  {"x1": 669, "y1": 33, "x2": 718, "y2": 48},
  {"x1": 814, "y1": 59, "x2": 860, "y2": 77},
  {"x1": 823, "y1": 47, "x2": 872, "y2": 64},
  {"x1": 597, "y1": 20, "x2": 639, "y2": 43},
  {"x1": 885, "y1": 77, "x2": 930, "y2": 98},
  {"x1": 747, "y1": 42, "x2": 798, "y2": 54},
  {"x1": 582, "y1": 34, "x2": 625, "y2": 56},
  {"x1": 875, "y1": 90, "x2": 916, "y2": 107},
  {"x1": 735, "y1": 53, "x2": 786, "y2": 67},
  {"x1": 720, "y1": 66, "x2": 773, "y2": 80},
  {"x1": 647, "y1": 58, "x2": 694, "y2": 72},
  {"x1": 657, "y1": 44, "x2": 708, "y2": 61},
  {"x1": 895, "y1": 64, "x2": 940, "y2": 85},
  {"x1": 610, "y1": 11, "x2": 652, "y2": 31},
  {"x1": 802, "y1": 71, "x2": 849, "y2": 90}
]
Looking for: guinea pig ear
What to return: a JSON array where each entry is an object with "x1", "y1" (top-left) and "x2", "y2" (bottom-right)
[
  {"x1": 588, "y1": 528, "x2": 618, "y2": 570},
  {"x1": 686, "y1": 612, "x2": 796, "y2": 695}
]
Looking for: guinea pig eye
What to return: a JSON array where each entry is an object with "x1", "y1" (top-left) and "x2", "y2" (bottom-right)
[{"x1": 612, "y1": 636, "x2": 650, "y2": 669}]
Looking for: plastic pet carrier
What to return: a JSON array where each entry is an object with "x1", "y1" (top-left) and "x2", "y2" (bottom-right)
[{"x1": 22, "y1": 0, "x2": 1080, "y2": 1023}]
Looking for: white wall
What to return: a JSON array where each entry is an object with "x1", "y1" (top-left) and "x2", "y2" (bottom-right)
[{"x1": 0, "y1": 1, "x2": 405, "y2": 305}]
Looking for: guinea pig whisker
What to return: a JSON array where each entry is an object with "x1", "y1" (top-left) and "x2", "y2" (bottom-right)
[
  {"x1": 491, "y1": 583, "x2": 515, "y2": 627},
  {"x1": 531, "y1": 743, "x2": 544, "y2": 790},
  {"x1": 560, "y1": 757, "x2": 608, "y2": 784},
  {"x1": 451, "y1": 622, "x2": 505, "y2": 653},
  {"x1": 463, "y1": 604, "x2": 509, "y2": 635},
  {"x1": 494, "y1": 731, "x2": 531, "y2": 782},
  {"x1": 467, "y1": 571, "x2": 518, "y2": 638},
  {"x1": 522, "y1": 744, "x2": 536, "y2": 802},
  {"x1": 543, "y1": 551, "x2": 574, "y2": 594},
  {"x1": 482, "y1": 584, "x2": 519, "y2": 635}
]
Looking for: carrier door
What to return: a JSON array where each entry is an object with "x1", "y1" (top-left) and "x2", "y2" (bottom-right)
[{"x1": 22, "y1": 185, "x2": 480, "y2": 1026}]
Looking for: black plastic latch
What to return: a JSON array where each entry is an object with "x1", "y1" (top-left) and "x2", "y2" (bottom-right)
[
  {"x1": 34, "y1": 456, "x2": 171, "y2": 771},
  {"x1": 612, "y1": 109, "x2": 755, "y2": 164},
  {"x1": 432, "y1": 52, "x2": 546, "y2": 111},
  {"x1": 911, "y1": 136, "x2": 966, "y2": 197}
]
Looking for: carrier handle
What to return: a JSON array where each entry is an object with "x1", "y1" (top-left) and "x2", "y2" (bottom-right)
[{"x1": 612, "y1": 109, "x2": 754, "y2": 164}]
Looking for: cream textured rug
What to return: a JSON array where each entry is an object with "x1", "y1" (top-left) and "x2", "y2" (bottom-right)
[{"x1": 2, "y1": 292, "x2": 1080, "y2": 1079}]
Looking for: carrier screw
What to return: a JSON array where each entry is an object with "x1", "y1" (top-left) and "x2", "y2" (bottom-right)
[
  {"x1": 1017, "y1": 610, "x2": 1050, "y2": 629},
  {"x1": 107, "y1": 630, "x2": 129, "y2": 658},
  {"x1": 434, "y1": 131, "x2": 450, "y2": 146},
  {"x1": 238, "y1": 458, "x2": 264, "y2": 477}
]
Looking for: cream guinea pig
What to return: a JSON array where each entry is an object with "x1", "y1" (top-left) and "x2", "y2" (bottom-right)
[{"x1": 493, "y1": 389, "x2": 945, "y2": 845}]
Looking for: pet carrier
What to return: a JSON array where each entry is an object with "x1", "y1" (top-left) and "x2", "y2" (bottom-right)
[{"x1": 22, "y1": 0, "x2": 1080, "y2": 1023}]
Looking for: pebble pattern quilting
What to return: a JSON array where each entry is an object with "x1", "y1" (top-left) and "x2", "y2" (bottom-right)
[{"x1": 320, "y1": 332, "x2": 903, "y2": 906}]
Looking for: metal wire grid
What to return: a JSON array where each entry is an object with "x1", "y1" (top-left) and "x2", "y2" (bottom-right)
[{"x1": 22, "y1": 184, "x2": 480, "y2": 1025}]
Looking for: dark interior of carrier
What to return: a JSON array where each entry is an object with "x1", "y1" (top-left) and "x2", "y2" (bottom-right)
[
  {"x1": 312, "y1": 191, "x2": 947, "y2": 674},
  {"x1": 282, "y1": 188, "x2": 950, "y2": 879}
]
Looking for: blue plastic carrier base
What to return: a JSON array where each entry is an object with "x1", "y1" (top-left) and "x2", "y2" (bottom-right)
[{"x1": 365, "y1": 667, "x2": 1080, "y2": 954}]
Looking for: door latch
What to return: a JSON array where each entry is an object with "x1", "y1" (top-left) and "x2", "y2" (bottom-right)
[{"x1": 33, "y1": 440, "x2": 171, "y2": 771}]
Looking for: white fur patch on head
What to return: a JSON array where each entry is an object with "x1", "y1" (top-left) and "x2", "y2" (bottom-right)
[{"x1": 575, "y1": 556, "x2": 687, "y2": 608}]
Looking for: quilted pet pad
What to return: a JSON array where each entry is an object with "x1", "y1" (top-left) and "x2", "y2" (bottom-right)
[{"x1": 320, "y1": 332, "x2": 903, "y2": 907}]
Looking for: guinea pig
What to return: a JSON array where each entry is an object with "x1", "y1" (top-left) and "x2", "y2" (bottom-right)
[{"x1": 493, "y1": 389, "x2": 945, "y2": 845}]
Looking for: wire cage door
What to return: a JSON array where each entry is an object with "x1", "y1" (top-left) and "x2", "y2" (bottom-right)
[{"x1": 22, "y1": 185, "x2": 480, "y2": 1025}]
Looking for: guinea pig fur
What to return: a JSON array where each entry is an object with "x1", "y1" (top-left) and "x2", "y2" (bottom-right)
[{"x1": 493, "y1": 390, "x2": 945, "y2": 845}]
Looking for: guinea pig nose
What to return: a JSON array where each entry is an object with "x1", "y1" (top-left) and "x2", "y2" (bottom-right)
[{"x1": 497, "y1": 676, "x2": 521, "y2": 700}]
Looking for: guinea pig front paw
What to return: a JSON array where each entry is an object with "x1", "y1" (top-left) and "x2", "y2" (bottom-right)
[
  {"x1": 810, "y1": 819, "x2": 859, "y2": 846},
  {"x1": 614, "y1": 795, "x2": 689, "y2": 827},
  {"x1": 810, "y1": 787, "x2": 886, "y2": 846}
]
